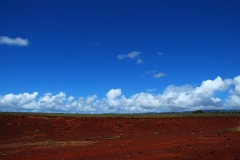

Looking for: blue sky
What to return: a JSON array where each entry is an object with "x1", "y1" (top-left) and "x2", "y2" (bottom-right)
[{"x1": 0, "y1": 0, "x2": 240, "y2": 113}]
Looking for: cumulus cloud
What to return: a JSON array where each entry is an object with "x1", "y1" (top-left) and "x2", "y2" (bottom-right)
[
  {"x1": 194, "y1": 76, "x2": 232, "y2": 96},
  {"x1": 37, "y1": 92, "x2": 66, "y2": 110},
  {"x1": 225, "y1": 75, "x2": 240, "y2": 107},
  {"x1": 117, "y1": 51, "x2": 140, "y2": 60},
  {"x1": 106, "y1": 89, "x2": 122, "y2": 108},
  {"x1": 0, "y1": 92, "x2": 38, "y2": 109},
  {"x1": 68, "y1": 96, "x2": 74, "y2": 102},
  {"x1": 86, "y1": 95, "x2": 97, "y2": 104},
  {"x1": 226, "y1": 95, "x2": 240, "y2": 107},
  {"x1": 1, "y1": 76, "x2": 240, "y2": 113},
  {"x1": 229, "y1": 76, "x2": 240, "y2": 96},
  {"x1": 0, "y1": 36, "x2": 29, "y2": 46}
]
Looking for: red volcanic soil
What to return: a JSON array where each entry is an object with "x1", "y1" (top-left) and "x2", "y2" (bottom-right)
[{"x1": 1, "y1": 115, "x2": 240, "y2": 159}]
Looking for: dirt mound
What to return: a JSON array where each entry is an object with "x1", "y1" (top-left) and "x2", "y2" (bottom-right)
[{"x1": 1, "y1": 115, "x2": 240, "y2": 159}]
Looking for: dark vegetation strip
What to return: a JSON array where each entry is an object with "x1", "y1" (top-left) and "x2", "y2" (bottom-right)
[{"x1": 1, "y1": 111, "x2": 240, "y2": 118}]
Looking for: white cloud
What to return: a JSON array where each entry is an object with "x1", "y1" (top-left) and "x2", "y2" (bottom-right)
[
  {"x1": 1, "y1": 76, "x2": 240, "y2": 113},
  {"x1": 229, "y1": 75, "x2": 240, "y2": 96},
  {"x1": 0, "y1": 92, "x2": 38, "y2": 109},
  {"x1": 136, "y1": 59, "x2": 143, "y2": 64},
  {"x1": 145, "y1": 70, "x2": 165, "y2": 78},
  {"x1": 128, "y1": 51, "x2": 140, "y2": 58},
  {"x1": 0, "y1": 36, "x2": 29, "y2": 46},
  {"x1": 194, "y1": 76, "x2": 232, "y2": 97},
  {"x1": 106, "y1": 89, "x2": 122, "y2": 107},
  {"x1": 158, "y1": 52, "x2": 163, "y2": 56},
  {"x1": 225, "y1": 75, "x2": 240, "y2": 107},
  {"x1": 86, "y1": 95, "x2": 97, "y2": 104},
  {"x1": 160, "y1": 84, "x2": 222, "y2": 111},
  {"x1": 37, "y1": 92, "x2": 66, "y2": 110},
  {"x1": 153, "y1": 72, "x2": 165, "y2": 78},
  {"x1": 225, "y1": 95, "x2": 240, "y2": 107},
  {"x1": 68, "y1": 96, "x2": 74, "y2": 102},
  {"x1": 117, "y1": 51, "x2": 140, "y2": 60}
]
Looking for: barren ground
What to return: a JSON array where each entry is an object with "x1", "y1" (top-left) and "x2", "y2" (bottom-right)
[{"x1": 0, "y1": 115, "x2": 240, "y2": 159}]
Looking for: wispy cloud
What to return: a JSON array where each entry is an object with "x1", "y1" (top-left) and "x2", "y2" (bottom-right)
[
  {"x1": 145, "y1": 70, "x2": 165, "y2": 78},
  {"x1": 0, "y1": 36, "x2": 29, "y2": 46},
  {"x1": 158, "y1": 52, "x2": 163, "y2": 56},
  {"x1": 145, "y1": 70, "x2": 157, "y2": 75},
  {"x1": 153, "y1": 72, "x2": 165, "y2": 78},
  {"x1": 117, "y1": 51, "x2": 140, "y2": 60},
  {"x1": 136, "y1": 59, "x2": 143, "y2": 64}
]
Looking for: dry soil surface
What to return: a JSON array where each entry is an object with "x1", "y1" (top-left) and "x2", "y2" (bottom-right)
[{"x1": 0, "y1": 115, "x2": 240, "y2": 159}]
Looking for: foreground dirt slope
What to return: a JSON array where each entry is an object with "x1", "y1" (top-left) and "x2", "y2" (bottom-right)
[{"x1": 0, "y1": 115, "x2": 240, "y2": 159}]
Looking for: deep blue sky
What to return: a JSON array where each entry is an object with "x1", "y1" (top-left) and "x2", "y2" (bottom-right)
[{"x1": 0, "y1": 0, "x2": 240, "y2": 113}]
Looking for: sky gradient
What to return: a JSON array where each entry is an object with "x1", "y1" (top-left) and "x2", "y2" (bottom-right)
[{"x1": 0, "y1": 0, "x2": 240, "y2": 113}]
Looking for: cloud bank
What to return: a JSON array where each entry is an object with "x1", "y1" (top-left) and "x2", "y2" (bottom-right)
[
  {"x1": 0, "y1": 36, "x2": 29, "y2": 46},
  {"x1": 1, "y1": 76, "x2": 240, "y2": 113}
]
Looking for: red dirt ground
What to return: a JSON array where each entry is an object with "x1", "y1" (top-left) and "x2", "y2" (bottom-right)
[{"x1": 0, "y1": 115, "x2": 240, "y2": 159}]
